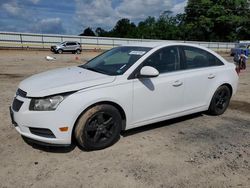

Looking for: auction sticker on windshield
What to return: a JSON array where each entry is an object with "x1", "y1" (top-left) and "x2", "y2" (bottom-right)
[{"x1": 129, "y1": 51, "x2": 146, "y2": 56}]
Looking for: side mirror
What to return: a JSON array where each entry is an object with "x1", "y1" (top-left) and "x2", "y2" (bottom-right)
[{"x1": 139, "y1": 66, "x2": 159, "y2": 78}]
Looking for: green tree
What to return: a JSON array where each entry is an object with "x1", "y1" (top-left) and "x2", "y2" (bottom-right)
[
  {"x1": 137, "y1": 17, "x2": 157, "y2": 39},
  {"x1": 155, "y1": 11, "x2": 181, "y2": 40},
  {"x1": 184, "y1": 0, "x2": 250, "y2": 41},
  {"x1": 80, "y1": 27, "x2": 95, "y2": 36},
  {"x1": 95, "y1": 27, "x2": 108, "y2": 37},
  {"x1": 111, "y1": 18, "x2": 136, "y2": 38},
  {"x1": 79, "y1": 0, "x2": 250, "y2": 41}
]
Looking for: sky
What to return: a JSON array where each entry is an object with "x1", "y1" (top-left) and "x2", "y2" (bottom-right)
[{"x1": 0, "y1": 0, "x2": 188, "y2": 35}]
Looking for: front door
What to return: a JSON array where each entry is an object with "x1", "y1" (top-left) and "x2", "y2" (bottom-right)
[{"x1": 132, "y1": 46, "x2": 185, "y2": 125}]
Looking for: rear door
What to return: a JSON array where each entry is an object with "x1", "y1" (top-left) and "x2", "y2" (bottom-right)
[
  {"x1": 179, "y1": 46, "x2": 224, "y2": 110},
  {"x1": 65, "y1": 42, "x2": 76, "y2": 51}
]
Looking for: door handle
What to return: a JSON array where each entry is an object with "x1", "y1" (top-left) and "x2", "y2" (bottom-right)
[
  {"x1": 208, "y1": 74, "x2": 216, "y2": 79},
  {"x1": 172, "y1": 80, "x2": 183, "y2": 87}
]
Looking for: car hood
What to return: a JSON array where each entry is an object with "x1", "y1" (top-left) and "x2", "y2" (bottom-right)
[{"x1": 19, "y1": 66, "x2": 116, "y2": 97}]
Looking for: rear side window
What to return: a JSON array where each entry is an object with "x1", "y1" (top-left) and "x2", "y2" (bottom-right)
[
  {"x1": 143, "y1": 46, "x2": 181, "y2": 74},
  {"x1": 66, "y1": 42, "x2": 76, "y2": 46},
  {"x1": 182, "y1": 46, "x2": 224, "y2": 69}
]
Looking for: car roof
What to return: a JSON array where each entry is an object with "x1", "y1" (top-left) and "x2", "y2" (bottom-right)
[
  {"x1": 121, "y1": 42, "x2": 228, "y2": 64},
  {"x1": 121, "y1": 42, "x2": 205, "y2": 49},
  {"x1": 63, "y1": 41, "x2": 79, "y2": 43},
  {"x1": 122, "y1": 42, "x2": 169, "y2": 48}
]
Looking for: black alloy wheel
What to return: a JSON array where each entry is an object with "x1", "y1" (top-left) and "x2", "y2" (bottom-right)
[
  {"x1": 208, "y1": 85, "x2": 231, "y2": 115},
  {"x1": 85, "y1": 112, "x2": 115, "y2": 144},
  {"x1": 74, "y1": 105, "x2": 122, "y2": 150}
]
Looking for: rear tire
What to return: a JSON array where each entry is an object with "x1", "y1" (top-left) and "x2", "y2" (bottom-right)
[
  {"x1": 74, "y1": 105, "x2": 122, "y2": 150},
  {"x1": 76, "y1": 49, "x2": 81, "y2": 54},
  {"x1": 208, "y1": 85, "x2": 231, "y2": 115}
]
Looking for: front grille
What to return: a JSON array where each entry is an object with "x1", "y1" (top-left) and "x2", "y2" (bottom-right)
[
  {"x1": 12, "y1": 98, "x2": 23, "y2": 112},
  {"x1": 16, "y1": 88, "x2": 27, "y2": 98},
  {"x1": 29, "y1": 127, "x2": 56, "y2": 138}
]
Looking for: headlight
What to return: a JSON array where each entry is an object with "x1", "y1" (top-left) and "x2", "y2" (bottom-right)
[{"x1": 29, "y1": 95, "x2": 64, "y2": 111}]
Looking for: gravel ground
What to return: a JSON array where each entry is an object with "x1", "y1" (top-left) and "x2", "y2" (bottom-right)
[{"x1": 0, "y1": 50, "x2": 249, "y2": 188}]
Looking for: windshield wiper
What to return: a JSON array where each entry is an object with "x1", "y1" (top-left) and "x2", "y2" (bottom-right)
[{"x1": 80, "y1": 66, "x2": 108, "y2": 75}]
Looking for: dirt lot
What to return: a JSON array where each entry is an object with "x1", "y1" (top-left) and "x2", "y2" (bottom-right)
[{"x1": 0, "y1": 50, "x2": 249, "y2": 188}]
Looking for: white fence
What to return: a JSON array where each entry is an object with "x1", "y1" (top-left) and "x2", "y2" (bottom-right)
[{"x1": 0, "y1": 31, "x2": 236, "y2": 51}]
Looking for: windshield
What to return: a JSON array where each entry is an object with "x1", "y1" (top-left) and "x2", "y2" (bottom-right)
[
  {"x1": 58, "y1": 42, "x2": 66, "y2": 45},
  {"x1": 79, "y1": 46, "x2": 151, "y2": 75}
]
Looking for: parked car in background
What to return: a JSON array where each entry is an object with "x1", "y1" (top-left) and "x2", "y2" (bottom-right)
[
  {"x1": 10, "y1": 42, "x2": 238, "y2": 150},
  {"x1": 51, "y1": 41, "x2": 82, "y2": 54},
  {"x1": 230, "y1": 43, "x2": 250, "y2": 56}
]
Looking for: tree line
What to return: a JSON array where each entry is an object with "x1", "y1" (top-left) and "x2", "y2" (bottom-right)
[{"x1": 80, "y1": 0, "x2": 250, "y2": 42}]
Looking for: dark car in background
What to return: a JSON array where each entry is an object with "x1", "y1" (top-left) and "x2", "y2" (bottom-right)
[
  {"x1": 51, "y1": 41, "x2": 82, "y2": 54},
  {"x1": 230, "y1": 43, "x2": 250, "y2": 56}
]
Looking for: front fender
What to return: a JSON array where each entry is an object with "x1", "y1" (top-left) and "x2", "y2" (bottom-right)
[{"x1": 56, "y1": 81, "x2": 133, "y2": 137}]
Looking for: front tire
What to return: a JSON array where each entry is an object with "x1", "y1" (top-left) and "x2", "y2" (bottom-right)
[
  {"x1": 74, "y1": 105, "x2": 122, "y2": 150},
  {"x1": 208, "y1": 85, "x2": 231, "y2": 115},
  {"x1": 57, "y1": 49, "x2": 63, "y2": 54}
]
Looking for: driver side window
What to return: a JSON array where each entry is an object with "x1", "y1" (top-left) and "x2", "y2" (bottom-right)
[{"x1": 143, "y1": 46, "x2": 180, "y2": 74}]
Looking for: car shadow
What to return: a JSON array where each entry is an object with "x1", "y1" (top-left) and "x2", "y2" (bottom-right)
[
  {"x1": 139, "y1": 78, "x2": 155, "y2": 91},
  {"x1": 21, "y1": 113, "x2": 203, "y2": 153},
  {"x1": 121, "y1": 112, "x2": 203, "y2": 137},
  {"x1": 21, "y1": 136, "x2": 76, "y2": 153}
]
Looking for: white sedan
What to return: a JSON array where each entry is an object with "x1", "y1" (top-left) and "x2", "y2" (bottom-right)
[{"x1": 10, "y1": 43, "x2": 238, "y2": 150}]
